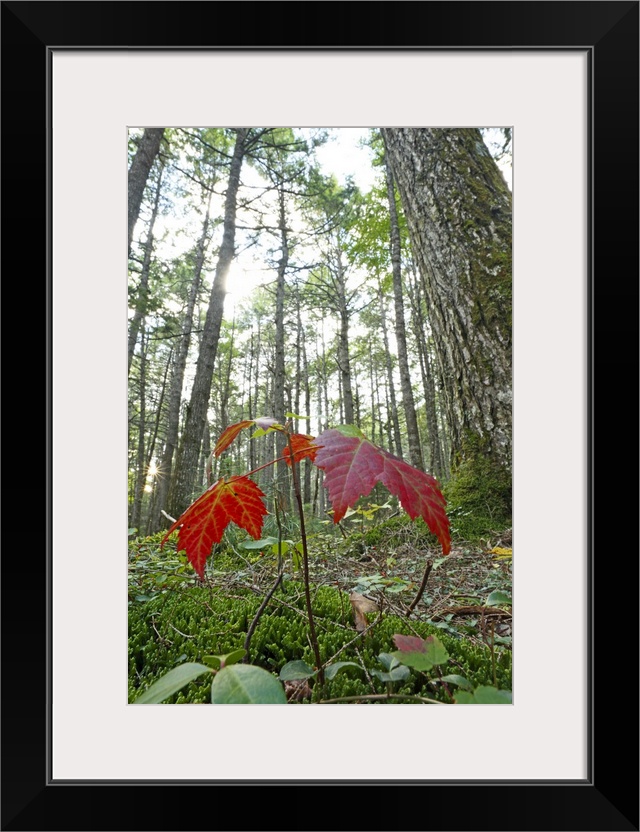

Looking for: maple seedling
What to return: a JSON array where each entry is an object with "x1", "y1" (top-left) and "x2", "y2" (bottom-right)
[{"x1": 161, "y1": 417, "x2": 451, "y2": 688}]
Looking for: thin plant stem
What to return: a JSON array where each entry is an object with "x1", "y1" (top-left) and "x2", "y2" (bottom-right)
[
  {"x1": 286, "y1": 428, "x2": 324, "y2": 685},
  {"x1": 242, "y1": 570, "x2": 283, "y2": 663},
  {"x1": 407, "y1": 558, "x2": 433, "y2": 614},
  {"x1": 490, "y1": 620, "x2": 497, "y2": 687}
]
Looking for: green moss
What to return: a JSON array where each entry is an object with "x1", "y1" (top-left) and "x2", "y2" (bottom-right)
[
  {"x1": 129, "y1": 581, "x2": 511, "y2": 704},
  {"x1": 444, "y1": 433, "x2": 511, "y2": 542}
]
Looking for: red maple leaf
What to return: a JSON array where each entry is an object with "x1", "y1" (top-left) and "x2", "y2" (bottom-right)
[
  {"x1": 314, "y1": 426, "x2": 451, "y2": 555},
  {"x1": 214, "y1": 417, "x2": 281, "y2": 457},
  {"x1": 283, "y1": 433, "x2": 319, "y2": 466},
  {"x1": 214, "y1": 420, "x2": 255, "y2": 457},
  {"x1": 161, "y1": 476, "x2": 267, "y2": 578}
]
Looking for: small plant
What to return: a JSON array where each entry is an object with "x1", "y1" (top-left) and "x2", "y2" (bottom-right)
[{"x1": 158, "y1": 416, "x2": 451, "y2": 695}]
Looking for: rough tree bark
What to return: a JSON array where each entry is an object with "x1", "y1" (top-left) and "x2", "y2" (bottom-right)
[
  {"x1": 128, "y1": 128, "x2": 164, "y2": 254},
  {"x1": 381, "y1": 128, "x2": 512, "y2": 477},
  {"x1": 152, "y1": 190, "x2": 212, "y2": 531},
  {"x1": 128, "y1": 161, "x2": 164, "y2": 376},
  {"x1": 170, "y1": 128, "x2": 248, "y2": 515}
]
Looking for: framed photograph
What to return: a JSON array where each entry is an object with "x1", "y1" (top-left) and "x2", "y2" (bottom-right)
[{"x1": 3, "y1": 2, "x2": 637, "y2": 830}]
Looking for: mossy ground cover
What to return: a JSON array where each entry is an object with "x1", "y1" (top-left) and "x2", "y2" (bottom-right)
[{"x1": 129, "y1": 507, "x2": 512, "y2": 703}]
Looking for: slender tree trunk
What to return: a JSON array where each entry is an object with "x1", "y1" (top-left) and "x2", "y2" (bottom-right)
[
  {"x1": 198, "y1": 419, "x2": 211, "y2": 492},
  {"x1": 131, "y1": 329, "x2": 147, "y2": 530},
  {"x1": 368, "y1": 338, "x2": 377, "y2": 444},
  {"x1": 336, "y1": 251, "x2": 355, "y2": 425},
  {"x1": 128, "y1": 162, "x2": 164, "y2": 376},
  {"x1": 143, "y1": 346, "x2": 172, "y2": 534},
  {"x1": 171, "y1": 128, "x2": 248, "y2": 515},
  {"x1": 273, "y1": 186, "x2": 289, "y2": 507},
  {"x1": 219, "y1": 317, "x2": 236, "y2": 431},
  {"x1": 248, "y1": 328, "x2": 259, "y2": 473},
  {"x1": 385, "y1": 156, "x2": 424, "y2": 471},
  {"x1": 407, "y1": 264, "x2": 446, "y2": 481},
  {"x1": 377, "y1": 281, "x2": 403, "y2": 457},
  {"x1": 302, "y1": 352, "x2": 312, "y2": 505},
  {"x1": 128, "y1": 128, "x2": 164, "y2": 254},
  {"x1": 153, "y1": 190, "x2": 212, "y2": 531},
  {"x1": 294, "y1": 284, "x2": 313, "y2": 504},
  {"x1": 381, "y1": 128, "x2": 512, "y2": 475}
]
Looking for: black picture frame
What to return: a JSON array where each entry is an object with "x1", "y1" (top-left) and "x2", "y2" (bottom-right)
[{"x1": 2, "y1": 2, "x2": 638, "y2": 830}]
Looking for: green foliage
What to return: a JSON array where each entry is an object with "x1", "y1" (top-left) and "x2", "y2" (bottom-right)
[
  {"x1": 128, "y1": 530, "x2": 198, "y2": 602},
  {"x1": 129, "y1": 580, "x2": 511, "y2": 704},
  {"x1": 444, "y1": 433, "x2": 511, "y2": 542},
  {"x1": 134, "y1": 662, "x2": 212, "y2": 704},
  {"x1": 210, "y1": 664, "x2": 287, "y2": 704}
]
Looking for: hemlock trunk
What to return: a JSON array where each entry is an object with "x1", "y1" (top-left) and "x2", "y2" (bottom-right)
[{"x1": 381, "y1": 128, "x2": 512, "y2": 477}]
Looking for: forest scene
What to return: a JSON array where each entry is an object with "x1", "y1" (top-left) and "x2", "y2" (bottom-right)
[{"x1": 128, "y1": 126, "x2": 513, "y2": 705}]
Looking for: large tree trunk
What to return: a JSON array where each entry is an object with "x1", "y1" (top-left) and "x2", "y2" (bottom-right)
[
  {"x1": 381, "y1": 128, "x2": 512, "y2": 477},
  {"x1": 170, "y1": 128, "x2": 248, "y2": 515},
  {"x1": 128, "y1": 128, "x2": 164, "y2": 254}
]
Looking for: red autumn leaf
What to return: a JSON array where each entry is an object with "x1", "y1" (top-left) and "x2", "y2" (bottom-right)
[
  {"x1": 214, "y1": 417, "x2": 281, "y2": 457},
  {"x1": 393, "y1": 634, "x2": 431, "y2": 654},
  {"x1": 314, "y1": 426, "x2": 451, "y2": 556},
  {"x1": 283, "y1": 433, "x2": 319, "y2": 466},
  {"x1": 161, "y1": 476, "x2": 267, "y2": 578},
  {"x1": 214, "y1": 420, "x2": 255, "y2": 457}
]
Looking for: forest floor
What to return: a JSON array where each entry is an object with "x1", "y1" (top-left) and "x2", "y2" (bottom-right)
[
  {"x1": 229, "y1": 518, "x2": 513, "y2": 649},
  {"x1": 128, "y1": 516, "x2": 513, "y2": 703}
]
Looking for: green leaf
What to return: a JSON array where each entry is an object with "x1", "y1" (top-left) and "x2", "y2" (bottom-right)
[
  {"x1": 454, "y1": 686, "x2": 512, "y2": 704},
  {"x1": 453, "y1": 691, "x2": 475, "y2": 704},
  {"x1": 391, "y1": 633, "x2": 449, "y2": 671},
  {"x1": 285, "y1": 412, "x2": 309, "y2": 420},
  {"x1": 279, "y1": 659, "x2": 316, "y2": 681},
  {"x1": 241, "y1": 537, "x2": 278, "y2": 550},
  {"x1": 486, "y1": 590, "x2": 512, "y2": 607},
  {"x1": 377, "y1": 652, "x2": 401, "y2": 672},
  {"x1": 134, "y1": 663, "x2": 211, "y2": 704},
  {"x1": 270, "y1": 540, "x2": 296, "y2": 557},
  {"x1": 211, "y1": 665, "x2": 287, "y2": 704},
  {"x1": 440, "y1": 674, "x2": 473, "y2": 691},
  {"x1": 371, "y1": 665, "x2": 410, "y2": 683},
  {"x1": 324, "y1": 661, "x2": 362, "y2": 680},
  {"x1": 250, "y1": 423, "x2": 283, "y2": 438},
  {"x1": 202, "y1": 649, "x2": 247, "y2": 669}
]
